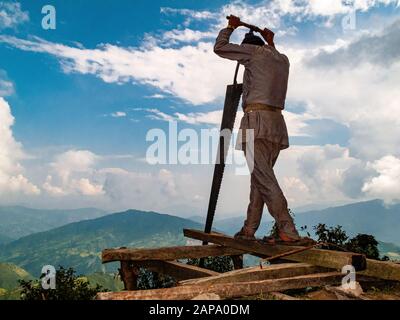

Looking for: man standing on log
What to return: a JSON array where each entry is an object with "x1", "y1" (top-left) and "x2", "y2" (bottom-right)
[{"x1": 214, "y1": 15, "x2": 307, "y2": 244}]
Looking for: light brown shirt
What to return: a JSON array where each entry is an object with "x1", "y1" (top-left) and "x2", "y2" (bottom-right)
[{"x1": 214, "y1": 28, "x2": 290, "y2": 150}]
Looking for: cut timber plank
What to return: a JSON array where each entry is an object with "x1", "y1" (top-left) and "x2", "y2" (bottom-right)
[
  {"x1": 119, "y1": 262, "x2": 139, "y2": 291},
  {"x1": 231, "y1": 255, "x2": 243, "y2": 270},
  {"x1": 184, "y1": 229, "x2": 367, "y2": 271},
  {"x1": 102, "y1": 245, "x2": 246, "y2": 263},
  {"x1": 96, "y1": 272, "x2": 343, "y2": 300},
  {"x1": 360, "y1": 259, "x2": 400, "y2": 282},
  {"x1": 130, "y1": 260, "x2": 219, "y2": 281},
  {"x1": 179, "y1": 262, "x2": 328, "y2": 286}
]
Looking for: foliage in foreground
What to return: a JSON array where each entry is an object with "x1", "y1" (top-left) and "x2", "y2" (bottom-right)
[
  {"x1": 313, "y1": 223, "x2": 388, "y2": 260},
  {"x1": 19, "y1": 266, "x2": 108, "y2": 300}
]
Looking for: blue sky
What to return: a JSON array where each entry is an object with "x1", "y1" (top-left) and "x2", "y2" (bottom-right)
[{"x1": 0, "y1": 0, "x2": 399, "y2": 216}]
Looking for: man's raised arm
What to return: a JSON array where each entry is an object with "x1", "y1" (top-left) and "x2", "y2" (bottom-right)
[{"x1": 214, "y1": 17, "x2": 255, "y2": 64}]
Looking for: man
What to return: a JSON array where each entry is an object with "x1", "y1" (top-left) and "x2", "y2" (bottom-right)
[{"x1": 214, "y1": 15, "x2": 306, "y2": 244}]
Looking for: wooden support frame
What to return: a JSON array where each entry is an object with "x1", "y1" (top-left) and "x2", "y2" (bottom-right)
[
  {"x1": 130, "y1": 260, "x2": 220, "y2": 281},
  {"x1": 360, "y1": 258, "x2": 400, "y2": 282},
  {"x1": 230, "y1": 255, "x2": 243, "y2": 270},
  {"x1": 102, "y1": 245, "x2": 246, "y2": 263},
  {"x1": 184, "y1": 229, "x2": 367, "y2": 271},
  {"x1": 97, "y1": 271, "x2": 343, "y2": 300},
  {"x1": 119, "y1": 261, "x2": 139, "y2": 291},
  {"x1": 179, "y1": 262, "x2": 329, "y2": 286}
]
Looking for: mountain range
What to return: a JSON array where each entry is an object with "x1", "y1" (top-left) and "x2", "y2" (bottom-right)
[
  {"x1": 0, "y1": 206, "x2": 107, "y2": 241},
  {"x1": 0, "y1": 210, "x2": 202, "y2": 276},
  {"x1": 0, "y1": 199, "x2": 399, "y2": 284}
]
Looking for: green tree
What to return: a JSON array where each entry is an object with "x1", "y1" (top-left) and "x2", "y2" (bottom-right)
[
  {"x1": 19, "y1": 266, "x2": 107, "y2": 300},
  {"x1": 314, "y1": 223, "x2": 349, "y2": 249},
  {"x1": 346, "y1": 234, "x2": 380, "y2": 260},
  {"x1": 313, "y1": 223, "x2": 384, "y2": 261}
]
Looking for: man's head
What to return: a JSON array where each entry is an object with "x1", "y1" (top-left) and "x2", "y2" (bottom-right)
[{"x1": 242, "y1": 30, "x2": 265, "y2": 46}]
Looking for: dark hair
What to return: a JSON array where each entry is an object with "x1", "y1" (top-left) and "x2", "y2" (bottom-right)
[{"x1": 241, "y1": 30, "x2": 265, "y2": 46}]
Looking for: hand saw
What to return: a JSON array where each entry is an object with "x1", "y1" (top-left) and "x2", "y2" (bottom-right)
[{"x1": 201, "y1": 63, "x2": 243, "y2": 247}]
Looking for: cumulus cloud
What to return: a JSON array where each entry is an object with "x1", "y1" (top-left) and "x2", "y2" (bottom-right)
[
  {"x1": 43, "y1": 150, "x2": 104, "y2": 196},
  {"x1": 162, "y1": 29, "x2": 214, "y2": 44},
  {"x1": 0, "y1": 98, "x2": 40, "y2": 195},
  {"x1": 287, "y1": 19, "x2": 400, "y2": 159},
  {"x1": 0, "y1": 35, "x2": 234, "y2": 105},
  {"x1": 295, "y1": 144, "x2": 361, "y2": 201},
  {"x1": 362, "y1": 155, "x2": 400, "y2": 203},
  {"x1": 99, "y1": 167, "x2": 202, "y2": 213},
  {"x1": 306, "y1": 19, "x2": 400, "y2": 68},
  {"x1": 0, "y1": 1, "x2": 29, "y2": 29}
]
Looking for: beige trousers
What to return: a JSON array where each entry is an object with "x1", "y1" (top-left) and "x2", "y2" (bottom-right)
[{"x1": 242, "y1": 139, "x2": 296, "y2": 236}]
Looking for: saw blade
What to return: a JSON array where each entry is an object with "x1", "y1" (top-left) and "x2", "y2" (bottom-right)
[{"x1": 203, "y1": 82, "x2": 243, "y2": 240}]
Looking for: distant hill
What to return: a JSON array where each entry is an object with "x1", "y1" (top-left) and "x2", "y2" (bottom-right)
[
  {"x1": 0, "y1": 210, "x2": 202, "y2": 276},
  {"x1": 0, "y1": 206, "x2": 107, "y2": 240},
  {"x1": 294, "y1": 200, "x2": 400, "y2": 244},
  {"x1": 379, "y1": 242, "x2": 400, "y2": 261},
  {"x1": 0, "y1": 234, "x2": 12, "y2": 245},
  {"x1": 84, "y1": 273, "x2": 124, "y2": 292},
  {"x1": 0, "y1": 263, "x2": 32, "y2": 293}
]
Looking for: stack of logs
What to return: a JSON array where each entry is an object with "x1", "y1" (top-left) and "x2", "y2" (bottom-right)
[{"x1": 97, "y1": 229, "x2": 400, "y2": 300}]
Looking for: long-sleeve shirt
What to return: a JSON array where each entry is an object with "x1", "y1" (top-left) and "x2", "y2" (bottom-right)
[{"x1": 214, "y1": 28, "x2": 290, "y2": 150}]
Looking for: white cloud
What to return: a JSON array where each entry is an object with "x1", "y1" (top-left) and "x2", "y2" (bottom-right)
[
  {"x1": 0, "y1": 70, "x2": 14, "y2": 96},
  {"x1": 162, "y1": 29, "x2": 214, "y2": 44},
  {"x1": 158, "y1": 169, "x2": 178, "y2": 197},
  {"x1": 362, "y1": 155, "x2": 400, "y2": 203},
  {"x1": 288, "y1": 20, "x2": 400, "y2": 159},
  {"x1": 0, "y1": 35, "x2": 234, "y2": 105},
  {"x1": 142, "y1": 107, "x2": 314, "y2": 137},
  {"x1": 0, "y1": 97, "x2": 40, "y2": 195},
  {"x1": 0, "y1": 2, "x2": 29, "y2": 29},
  {"x1": 291, "y1": 144, "x2": 362, "y2": 202},
  {"x1": 145, "y1": 108, "x2": 175, "y2": 122},
  {"x1": 43, "y1": 150, "x2": 104, "y2": 196},
  {"x1": 0, "y1": 78, "x2": 13, "y2": 96},
  {"x1": 146, "y1": 93, "x2": 166, "y2": 99},
  {"x1": 75, "y1": 178, "x2": 104, "y2": 196},
  {"x1": 110, "y1": 111, "x2": 126, "y2": 118}
]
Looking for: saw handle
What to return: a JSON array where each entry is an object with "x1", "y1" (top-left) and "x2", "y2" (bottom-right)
[{"x1": 226, "y1": 15, "x2": 263, "y2": 33}]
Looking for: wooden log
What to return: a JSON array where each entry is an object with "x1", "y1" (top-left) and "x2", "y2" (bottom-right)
[
  {"x1": 231, "y1": 255, "x2": 243, "y2": 270},
  {"x1": 360, "y1": 259, "x2": 400, "y2": 282},
  {"x1": 96, "y1": 272, "x2": 343, "y2": 300},
  {"x1": 119, "y1": 261, "x2": 139, "y2": 291},
  {"x1": 180, "y1": 262, "x2": 328, "y2": 286},
  {"x1": 131, "y1": 260, "x2": 219, "y2": 281},
  {"x1": 102, "y1": 245, "x2": 246, "y2": 263},
  {"x1": 184, "y1": 229, "x2": 367, "y2": 271}
]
